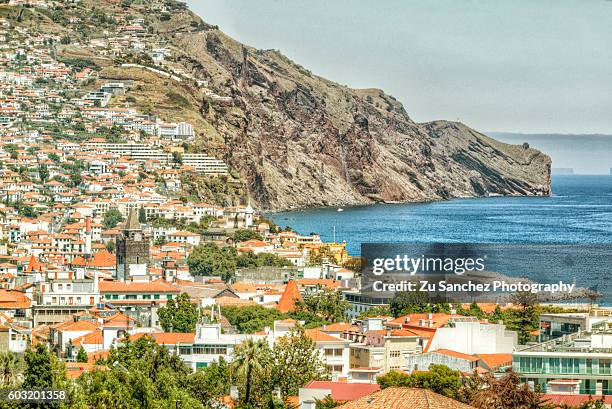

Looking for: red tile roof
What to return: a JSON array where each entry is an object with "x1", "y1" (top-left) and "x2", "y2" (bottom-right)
[
  {"x1": 434, "y1": 349, "x2": 480, "y2": 362},
  {"x1": 304, "y1": 329, "x2": 346, "y2": 343},
  {"x1": 337, "y1": 387, "x2": 476, "y2": 409},
  {"x1": 130, "y1": 332, "x2": 195, "y2": 345},
  {"x1": 542, "y1": 395, "x2": 612, "y2": 408},
  {"x1": 305, "y1": 381, "x2": 380, "y2": 402},
  {"x1": 277, "y1": 279, "x2": 302, "y2": 313},
  {"x1": 476, "y1": 353, "x2": 513, "y2": 370}
]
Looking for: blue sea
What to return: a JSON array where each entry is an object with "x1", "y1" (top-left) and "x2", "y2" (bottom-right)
[
  {"x1": 269, "y1": 176, "x2": 612, "y2": 301},
  {"x1": 270, "y1": 175, "x2": 612, "y2": 254}
]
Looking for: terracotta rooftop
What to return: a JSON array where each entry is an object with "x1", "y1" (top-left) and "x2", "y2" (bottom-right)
[
  {"x1": 305, "y1": 380, "x2": 380, "y2": 402},
  {"x1": 277, "y1": 279, "x2": 302, "y2": 313},
  {"x1": 130, "y1": 332, "x2": 195, "y2": 345},
  {"x1": 434, "y1": 349, "x2": 480, "y2": 362},
  {"x1": 476, "y1": 353, "x2": 513, "y2": 370},
  {"x1": 337, "y1": 387, "x2": 476, "y2": 409},
  {"x1": 304, "y1": 329, "x2": 346, "y2": 343}
]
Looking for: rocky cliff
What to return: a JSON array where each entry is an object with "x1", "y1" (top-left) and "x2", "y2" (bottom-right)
[
  {"x1": 44, "y1": 1, "x2": 552, "y2": 210},
  {"x1": 175, "y1": 27, "x2": 551, "y2": 210}
]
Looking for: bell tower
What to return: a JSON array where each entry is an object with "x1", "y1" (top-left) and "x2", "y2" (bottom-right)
[{"x1": 116, "y1": 208, "x2": 150, "y2": 281}]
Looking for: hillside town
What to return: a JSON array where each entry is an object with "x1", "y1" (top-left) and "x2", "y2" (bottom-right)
[{"x1": 0, "y1": 1, "x2": 610, "y2": 409}]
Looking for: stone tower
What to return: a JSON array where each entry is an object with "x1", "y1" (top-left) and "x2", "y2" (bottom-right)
[{"x1": 116, "y1": 208, "x2": 150, "y2": 281}]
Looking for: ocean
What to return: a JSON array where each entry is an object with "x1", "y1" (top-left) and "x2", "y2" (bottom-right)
[
  {"x1": 269, "y1": 176, "x2": 612, "y2": 301},
  {"x1": 270, "y1": 176, "x2": 612, "y2": 254}
]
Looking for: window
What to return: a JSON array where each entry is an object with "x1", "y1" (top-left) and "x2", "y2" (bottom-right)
[
  {"x1": 126, "y1": 295, "x2": 137, "y2": 300},
  {"x1": 192, "y1": 345, "x2": 228, "y2": 355},
  {"x1": 561, "y1": 358, "x2": 580, "y2": 374},
  {"x1": 143, "y1": 295, "x2": 151, "y2": 300},
  {"x1": 326, "y1": 365, "x2": 343, "y2": 373},
  {"x1": 600, "y1": 359, "x2": 611, "y2": 375},
  {"x1": 390, "y1": 350, "x2": 400, "y2": 358},
  {"x1": 154, "y1": 294, "x2": 160, "y2": 300}
]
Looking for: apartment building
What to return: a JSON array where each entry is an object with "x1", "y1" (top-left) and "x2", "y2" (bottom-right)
[{"x1": 514, "y1": 323, "x2": 612, "y2": 395}]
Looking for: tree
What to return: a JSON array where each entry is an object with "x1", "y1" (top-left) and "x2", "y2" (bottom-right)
[
  {"x1": 187, "y1": 243, "x2": 237, "y2": 281},
  {"x1": 70, "y1": 170, "x2": 83, "y2": 187},
  {"x1": 77, "y1": 336, "x2": 198, "y2": 409},
  {"x1": 272, "y1": 328, "x2": 327, "y2": 398},
  {"x1": 316, "y1": 396, "x2": 343, "y2": 409},
  {"x1": 172, "y1": 151, "x2": 183, "y2": 165},
  {"x1": 24, "y1": 344, "x2": 55, "y2": 388},
  {"x1": 508, "y1": 290, "x2": 540, "y2": 344},
  {"x1": 138, "y1": 206, "x2": 147, "y2": 224},
  {"x1": 48, "y1": 152, "x2": 60, "y2": 163},
  {"x1": 389, "y1": 291, "x2": 450, "y2": 318},
  {"x1": 297, "y1": 290, "x2": 351, "y2": 323},
  {"x1": 103, "y1": 208, "x2": 124, "y2": 229},
  {"x1": 38, "y1": 163, "x2": 49, "y2": 183},
  {"x1": 467, "y1": 369, "x2": 543, "y2": 409},
  {"x1": 575, "y1": 397, "x2": 607, "y2": 409},
  {"x1": 158, "y1": 293, "x2": 198, "y2": 333},
  {"x1": 76, "y1": 346, "x2": 88, "y2": 363},
  {"x1": 221, "y1": 305, "x2": 286, "y2": 334},
  {"x1": 186, "y1": 358, "x2": 231, "y2": 407},
  {"x1": 232, "y1": 339, "x2": 272, "y2": 407},
  {"x1": 357, "y1": 305, "x2": 392, "y2": 319},
  {"x1": 232, "y1": 229, "x2": 263, "y2": 243},
  {"x1": 376, "y1": 370, "x2": 411, "y2": 389},
  {"x1": 0, "y1": 352, "x2": 24, "y2": 387},
  {"x1": 468, "y1": 302, "x2": 485, "y2": 319},
  {"x1": 377, "y1": 365, "x2": 462, "y2": 400}
]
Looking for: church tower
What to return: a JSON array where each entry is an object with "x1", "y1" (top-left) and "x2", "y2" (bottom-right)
[
  {"x1": 116, "y1": 208, "x2": 150, "y2": 281},
  {"x1": 245, "y1": 198, "x2": 254, "y2": 228}
]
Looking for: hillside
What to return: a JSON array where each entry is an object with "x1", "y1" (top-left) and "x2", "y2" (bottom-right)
[{"x1": 7, "y1": 0, "x2": 551, "y2": 210}]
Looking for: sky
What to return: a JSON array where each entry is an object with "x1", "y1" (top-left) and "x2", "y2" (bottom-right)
[{"x1": 187, "y1": 0, "x2": 612, "y2": 136}]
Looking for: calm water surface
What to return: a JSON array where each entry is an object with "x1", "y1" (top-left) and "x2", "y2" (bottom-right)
[{"x1": 269, "y1": 176, "x2": 612, "y2": 255}]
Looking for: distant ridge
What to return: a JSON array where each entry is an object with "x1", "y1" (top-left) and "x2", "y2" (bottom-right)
[{"x1": 490, "y1": 132, "x2": 612, "y2": 175}]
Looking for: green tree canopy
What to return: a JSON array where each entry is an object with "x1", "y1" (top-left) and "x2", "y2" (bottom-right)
[
  {"x1": 103, "y1": 208, "x2": 124, "y2": 229},
  {"x1": 297, "y1": 289, "x2": 351, "y2": 323},
  {"x1": 272, "y1": 328, "x2": 327, "y2": 398},
  {"x1": 76, "y1": 346, "x2": 88, "y2": 363},
  {"x1": 232, "y1": 229, "x2": 263, "y2": 243},
  {"x1": 158, "y1": 293, "x2": 198, "y2": 333}
]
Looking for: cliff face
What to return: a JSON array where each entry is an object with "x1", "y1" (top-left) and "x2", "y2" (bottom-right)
[
  {"x1": 56, "y1": 1, "x2": 552, "y2": 210},
  {"x1": 174, "y1": 29, "x2": 551, "y2": 210}
]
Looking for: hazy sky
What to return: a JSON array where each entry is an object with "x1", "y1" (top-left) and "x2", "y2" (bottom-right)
[{"x1": 187, "y1": 0, "x2": 612, "y2": 135}]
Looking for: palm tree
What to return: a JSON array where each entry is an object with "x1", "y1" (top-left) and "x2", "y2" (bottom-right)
[
  {"x1": 0, "y1": 352, "x2": 24, "y2": 387},
  {"x1": 231, "y1": 339, "x2": 270, "y2": 406}
]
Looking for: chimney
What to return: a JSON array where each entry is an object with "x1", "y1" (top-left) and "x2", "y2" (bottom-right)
[
  {"x1": 427, "y1": 313, "x2": 433, "y2": 320},
  {"x1": 428, "y1": 320, "x2": 433, "y2": 328},
  {"x1": 404, "y1": 317, "x2": 410, "y2": 323},
  {"x1": 230, "y1": 386, "x2": 239, "y2": 400}
]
